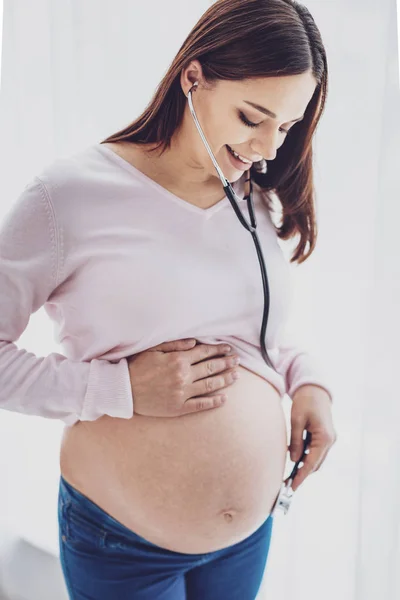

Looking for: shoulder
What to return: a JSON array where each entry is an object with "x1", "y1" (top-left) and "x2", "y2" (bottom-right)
[
  {"x1": 34, "y1": 144, "x2": 104, "y2": 197},
  {"x1": 29, "y1": 144, "x2": 120, "y2": 227}
]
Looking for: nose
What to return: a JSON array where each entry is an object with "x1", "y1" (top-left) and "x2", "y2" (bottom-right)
[{"x1": 251, "y1": 132, "x2": 279, "y2": 162}]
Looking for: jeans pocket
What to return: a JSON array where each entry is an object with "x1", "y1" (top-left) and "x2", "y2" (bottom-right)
[{"x1": 61, "y1": 498, "x2": 107, "y2": 551}]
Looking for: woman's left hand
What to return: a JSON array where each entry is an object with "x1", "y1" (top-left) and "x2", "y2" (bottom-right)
[{"x1": 287, "y1": 384, "x2": 337, "y2": 492}]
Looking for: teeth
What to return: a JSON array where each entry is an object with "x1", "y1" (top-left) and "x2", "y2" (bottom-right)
[{"x1": 229, "y1": 146, "x2": 252, "y2": 164}]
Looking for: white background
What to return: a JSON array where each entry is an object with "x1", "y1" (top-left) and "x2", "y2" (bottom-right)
[{"x1": 0, "y1": 1, "x2": 399, "y2": 599}]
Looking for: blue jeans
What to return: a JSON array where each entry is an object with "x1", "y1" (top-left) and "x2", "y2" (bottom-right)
[{"x1": 58, "y1": 475, "x2": 274, "y2": 599}]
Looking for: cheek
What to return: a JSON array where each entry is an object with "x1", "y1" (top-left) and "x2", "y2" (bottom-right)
[
  {"x1": 203, "y1": 108, "x2": 244, "y2": 148},
  {"x1": 195, "y1": 108, "x2": 248, "y2": 152},
  {"x1": 220, "y1": 123, "x2": 253, "y2": 148}
]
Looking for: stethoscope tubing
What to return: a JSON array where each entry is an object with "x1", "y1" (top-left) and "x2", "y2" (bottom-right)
[
  {"x1": 187, "y1": 84, "x2": 312, "y2": 513},
  {"x1": 187, "y1": 85, "x2": 273, "y2": 368}
]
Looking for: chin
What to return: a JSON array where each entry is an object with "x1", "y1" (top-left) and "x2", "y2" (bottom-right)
[{"x1": 228, "y1": 171, "x2": 246, "y2": 184}]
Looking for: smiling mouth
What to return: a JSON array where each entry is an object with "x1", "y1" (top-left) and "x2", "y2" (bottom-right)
[{"x1": 226, "y1": 145, "x2": 253, "y2": 165}]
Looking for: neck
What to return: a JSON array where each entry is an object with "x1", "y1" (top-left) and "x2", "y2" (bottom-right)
[{"x1": 134, "y1": 138, "x2": 225, "y2": 199}]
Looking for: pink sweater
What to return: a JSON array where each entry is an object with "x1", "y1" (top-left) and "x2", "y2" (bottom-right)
[{"x1": 0, "y1": 143, "x2": 333, "y2": 426}]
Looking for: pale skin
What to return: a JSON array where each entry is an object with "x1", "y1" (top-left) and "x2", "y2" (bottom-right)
[
  {"x1": 118, "y1": 59, "x2": 317, "y2": 207},
  {"x1": 117, "y1": 60, "x2": 337, "y2": 492}
]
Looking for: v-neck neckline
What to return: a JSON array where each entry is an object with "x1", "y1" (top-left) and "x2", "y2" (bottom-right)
[{"x1": 95, "y1": 143, "x2": 246, "y2": 218}]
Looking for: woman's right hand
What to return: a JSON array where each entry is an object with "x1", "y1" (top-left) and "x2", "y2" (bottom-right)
[{"x1": 126, "y1": 339, "x2": 240, "y2": 418}]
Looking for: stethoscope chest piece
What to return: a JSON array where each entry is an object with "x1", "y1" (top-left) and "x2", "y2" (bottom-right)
[{"x1": 270, "y1": 482, "x2": 294, "y2": 517}]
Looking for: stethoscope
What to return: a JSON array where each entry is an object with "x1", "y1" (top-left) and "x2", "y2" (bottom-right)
[{"x1": 187, "y1": 81, "x2": 311, "y2": 516}]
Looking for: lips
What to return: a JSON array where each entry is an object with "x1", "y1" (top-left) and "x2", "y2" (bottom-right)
[
  {"x1": 225, "y1": 145, "x2": 252, "y2": 172},
  {"x1": 226, "y1": 145, "x2": 252, "y2": 164}
]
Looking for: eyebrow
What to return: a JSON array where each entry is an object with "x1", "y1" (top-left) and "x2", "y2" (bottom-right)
[{"x1": 243, "y1": 100, "x2": 304, "y2": 123}]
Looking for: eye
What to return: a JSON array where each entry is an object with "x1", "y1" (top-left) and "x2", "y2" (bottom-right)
[
  {"x1": 238, "y1": 111, "x2": 261, "y2": 128},
  {"x1": 238, "y1": 111, "x2": 289, "y2": 135}
]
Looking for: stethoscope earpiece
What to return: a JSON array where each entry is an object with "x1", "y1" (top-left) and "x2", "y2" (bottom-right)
[{"x1": 188, "y1": 81, "x2": 199, "y2": 96}]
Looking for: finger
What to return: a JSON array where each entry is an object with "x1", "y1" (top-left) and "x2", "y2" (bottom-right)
[
  {"x1": 313, "y1": 443, "x2": 334, "y2": 472},
  {"x1": 289, "y1": 420, "x2": 307, "y2": 462},
  {"x1": 290, "y1": 446, "x2": 324, "y2": 492},
  {"x1": 188, "y1": 343, "x2": 233, "y2": 364},
  {"x1": 291, "y1": 435, "x2": 336, "y2": 488},
  {"x1": 149, "y1": 339, "x2": 196, "y2": 352}
]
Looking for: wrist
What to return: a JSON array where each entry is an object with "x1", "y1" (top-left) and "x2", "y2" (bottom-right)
[{"x1": 292, "y1": 384, "x2": 332, "y2": 404}]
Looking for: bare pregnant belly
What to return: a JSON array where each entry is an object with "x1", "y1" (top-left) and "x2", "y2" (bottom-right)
[{"x1": 59, "y1": 365, "x2": 288, "y2": 554}]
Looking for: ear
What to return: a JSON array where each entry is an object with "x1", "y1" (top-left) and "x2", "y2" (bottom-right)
[{"x1": 180, "y1": 59, "x2": 204, "y2": 96}]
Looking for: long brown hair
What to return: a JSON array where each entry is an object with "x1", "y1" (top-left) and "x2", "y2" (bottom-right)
[{"x1": 101, "y1": 0, "x2": 328, "y2": 264}]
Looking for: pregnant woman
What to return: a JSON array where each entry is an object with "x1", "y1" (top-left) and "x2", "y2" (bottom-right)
[{"x1": 0, "y1": 0, "x2": 336, "y2": 598}]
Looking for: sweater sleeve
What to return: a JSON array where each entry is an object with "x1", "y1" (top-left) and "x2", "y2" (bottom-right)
[
  {"x1": 272, "y1": 322, "x2": 334, "y2": 403},
  {"x1": 0, "y1": 176, "x2": 134, "y2": 426}
]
